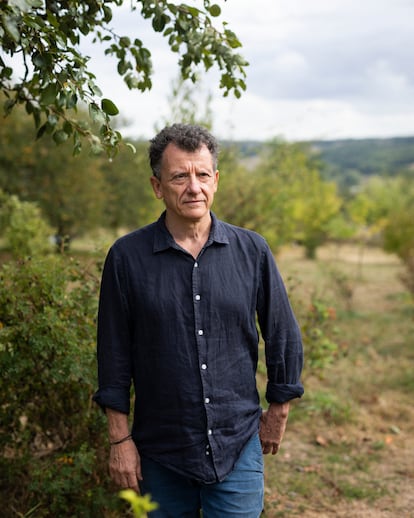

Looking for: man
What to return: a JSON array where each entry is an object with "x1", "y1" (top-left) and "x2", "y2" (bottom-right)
[{"x1": 93, "y1": 124, "x2": 304, "y2": 517}]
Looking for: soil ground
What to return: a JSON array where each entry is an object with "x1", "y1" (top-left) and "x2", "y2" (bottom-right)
[{"x1": 260, "y1": 244, "x2": 414, "y2": 517}]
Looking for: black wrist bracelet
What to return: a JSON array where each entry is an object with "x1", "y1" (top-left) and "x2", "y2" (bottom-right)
[{"x1": 110, "y1": 433, "x2": 132, "y2": 446}]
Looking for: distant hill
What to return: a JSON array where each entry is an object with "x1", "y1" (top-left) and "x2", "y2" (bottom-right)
[
  {"x1": 224, "y1": 136, "x2": 414, "y2": 191},
  {"x1": 310, "y1": 136, "x2": 414, "y2": 177}
]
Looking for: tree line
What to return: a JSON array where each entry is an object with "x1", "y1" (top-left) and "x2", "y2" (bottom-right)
[{"x1": 1, "y1": 96, "x2": 414, "y2": 265}]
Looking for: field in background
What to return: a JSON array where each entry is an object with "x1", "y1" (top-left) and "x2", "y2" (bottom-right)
[{"x1": 259, "y1": 244, "x2": 413, "y2": 517}]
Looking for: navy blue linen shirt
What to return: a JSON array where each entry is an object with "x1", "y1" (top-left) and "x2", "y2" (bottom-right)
[{"x1": 93, "y1": 212, "x2": 303, "y2": 484}]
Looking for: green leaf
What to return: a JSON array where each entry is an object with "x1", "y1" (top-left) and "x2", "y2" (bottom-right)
[
  {"x1": 53, "y1": 130, "x2": 69, "y2": 145},
  {"x1": 66, "y1": 93, "x2": 77, "y2": 110},
  {"x1": 41, "y1": 83, "x2": 58, "y2": 106},
  {"x1": 225, "y1": 29, "x2": 242, "y2": 49},
  {"x1": 10, "y1": 0, "x2": 42, "y2": 11},
  {"x1": 63, "y1": 121, "x2": 73, "y2": 136},
  {"x1": 102, "y1": 5, "x2": 112, "y2": 22},
  {"x1": 89, "y1": 102, "x2": 106, "y2": 125},
  {"x1": 117, "y1": 59, "x2": 132, "y2": 75},
  {"x1": 2, "y1": 14, "x2": 20, "y2": 42},
  {"x1": 4, "y1": 98, "x2": 16, "y2": 115},
  {"x1": 47, "y1": 113, "x2": 58, "y2": 130},
  {"x1": 88, "y1": 80, "x2": 103, "y2": 97},
  {"x1": 152, "y1": 15, "x2": 166, "y2": 32},
  {"x1": 101, "y1": 98, "x2": 119, "y2": 116},
  {"x1": 209, "y1": 4, "x2": 221, "y2": 17},
  {"x1": 36, "y1": 123, "x2": 47, "y2": 140},
  {"x1": 119, "y1": 36, "x2": 131, "y2": 48}
]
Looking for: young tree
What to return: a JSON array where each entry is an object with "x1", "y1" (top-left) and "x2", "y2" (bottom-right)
[
  {"x1": 381, "y1": 177, "x2": 414, "y2": 301},
  {"x1": 0, "y1": 0, "x2": 247, "y2": 156},
  {"x1": 347, "y1": 175, "x2": 414, "y2": 295},
  {"x1": 290, "y1": 168, "x2": 342, "y2": 259},
  {"x1": 253, "y1": 140, "x2": 342, "y2": 255},
  {"x1": 157, "y1": 73, "x2": 214, "y2": 131}
]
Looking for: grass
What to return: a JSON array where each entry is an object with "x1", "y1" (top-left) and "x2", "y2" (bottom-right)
[{"x1": 259, "y1": 243, "x2": 414, "y2": 517}]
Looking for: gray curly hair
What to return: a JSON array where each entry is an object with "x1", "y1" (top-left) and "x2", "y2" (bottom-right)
[{"x1": 149, "y1": 124, "x2": 219, "y2": 179}]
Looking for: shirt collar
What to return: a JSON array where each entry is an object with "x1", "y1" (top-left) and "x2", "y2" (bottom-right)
[{"x1": 153, "y1": 211, "x2": 229, "y2": 253}]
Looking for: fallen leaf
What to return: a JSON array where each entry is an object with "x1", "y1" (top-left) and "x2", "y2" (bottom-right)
[{"x1": 315, "y1": 435, "x2": 328, "y2": 446}]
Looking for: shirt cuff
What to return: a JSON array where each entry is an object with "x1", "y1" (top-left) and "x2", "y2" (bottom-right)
[
  {"x1": 92, "y1": 386, "x2": 131, "y2": 414},
  {"x1": 266, "y1": 382, "x2": 304, "y2": 403}
]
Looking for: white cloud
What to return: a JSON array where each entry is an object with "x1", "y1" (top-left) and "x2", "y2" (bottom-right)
[{"x1": 79, "y1": 0, "x2": 414, "y2": 141}]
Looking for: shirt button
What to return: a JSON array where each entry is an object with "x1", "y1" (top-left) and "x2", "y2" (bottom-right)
[
  {"x1": 198, "y1": 329, "x2": 203, "y2": 335},
  {"x1": 205, "y1": 397, "x2": 210, "y2": 404},
  {"x1": 195, "y1": 294, "x2": 201, "y2": 301},
  {"x1": 194, "y1": 262, "x2": 198, "y2": 268},
  {"x1": 201, "y1": 364, "x2": 207, "y2": 370},
  {"x1": 208, "y1": 429, "x2": 213, "y2": 435}
]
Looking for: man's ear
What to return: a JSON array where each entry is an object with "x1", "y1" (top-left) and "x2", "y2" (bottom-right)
[
  {"x1": 213, "y1": 170, "x2": 219, "y2": 192},
  {"x1": 150, "y1": 175, "x2": 163, "y2": 199}
]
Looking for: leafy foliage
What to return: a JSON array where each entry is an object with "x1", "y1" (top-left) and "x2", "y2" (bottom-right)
[
  {"x1": 300, "y1": 298, "x2": 339, "y2": 375},
  {"x1": 0, "y1": 189, "x2": 53, "y2": 256},
  {"x1": 249, "y1": 140, "x2": 342, "y2": 255},
  {"x1": 0, "y1": 97, "x2": 157, "y2": 239},
  {"x1": 0, "y1": 0, "x2": 247, "y2": 156},
  {"x1": 381, "y1": 177, "x2": 414, "y2": 301},
  {"x1": 0, "y1": 193, "x2": 120, "y2": 515},
  {"x1": 119, "y1": 489, "x2": 158, "y2": 517}
]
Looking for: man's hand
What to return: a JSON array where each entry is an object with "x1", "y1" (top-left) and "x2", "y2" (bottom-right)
[
  {"x1": 106, "y1": 408, "x2": 142, "y2": 492},
  {"x1": 259, "y1": 401, "x2": 290, "y2": 455},
  {"x1": 109, "y1": 439, "x2": 142, "y2": 492}
]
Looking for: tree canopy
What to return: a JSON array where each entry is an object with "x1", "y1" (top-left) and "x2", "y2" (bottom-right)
[{"x1": 0, "y1": 0, "x2": 248, "y2": 156}]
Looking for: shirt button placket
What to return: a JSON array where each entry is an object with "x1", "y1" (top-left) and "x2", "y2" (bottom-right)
[
  {"x1": 193, "y1": 260, "x2": 213, "y2": 451},
  {"x1": 193, "y1": 260, "x2": 206, "y2": 370}
]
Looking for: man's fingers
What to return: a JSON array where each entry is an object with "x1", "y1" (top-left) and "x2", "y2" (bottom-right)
[
  {"x1": 261, "y1": 442, "x2": 272, "y2": 455},
  {"x1": 271, "y1": 443, "x2": 280, "y2": 455},
  {"x1": 136, "y1": 461, "x2": 143, "y2": 482},
  {"x1": 109, "y1": 441, "x2": 142, "y2": 488},
  {"x1": 261, "y1": 441, "x2": 280, "y2": 455},
  {"x1": 127, "y1": 475, "x2": 140, "y2": 493}
]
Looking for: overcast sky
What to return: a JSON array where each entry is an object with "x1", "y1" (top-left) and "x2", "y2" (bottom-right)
[{"x1": 83, "y1": 0, "x2": 414, "y2": 142}]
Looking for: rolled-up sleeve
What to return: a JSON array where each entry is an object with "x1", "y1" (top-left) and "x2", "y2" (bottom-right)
[
  {"x1": 257, "y1": 246, "x2": 304, "y2": 403},
  {"x1": 92, "y1": 247, "x2": 132, "y2": 414}
]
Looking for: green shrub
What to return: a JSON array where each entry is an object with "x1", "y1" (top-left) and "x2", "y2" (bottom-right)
[
  {"x1": 0, "y1": 190, "x2": 53, "y2": 257},
  {"x1": 0, "y1": 251, "x2": 122, "y2": 515},
  {"x1": 0, "y1": 190, "x2": 125, "y2": 515},
  {"x1": 301, "y1": 298, "x2": 339, "y2": 375}
]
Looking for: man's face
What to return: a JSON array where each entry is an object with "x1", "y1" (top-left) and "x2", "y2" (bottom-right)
[{"x1": 150, "y1": 143, "x2": 219, "y2": 223}]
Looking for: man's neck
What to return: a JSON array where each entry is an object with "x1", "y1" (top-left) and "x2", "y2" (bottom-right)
[{"x1": 165, "y1": 212, "x2": 212, "y2": 258}]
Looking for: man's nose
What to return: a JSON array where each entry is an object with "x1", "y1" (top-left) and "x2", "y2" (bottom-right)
[{"x1": 187, "y1": 174, "x2": 202, "y2": 192}]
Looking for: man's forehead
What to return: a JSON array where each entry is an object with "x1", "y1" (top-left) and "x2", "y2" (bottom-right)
[{"x1": 162, "y1": 143, "x2": 214, "y2": 167}]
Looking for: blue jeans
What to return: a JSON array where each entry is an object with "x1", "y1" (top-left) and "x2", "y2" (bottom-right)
[{"x1": 139, "y1": 433, "x2": 264, "y2": 517}]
